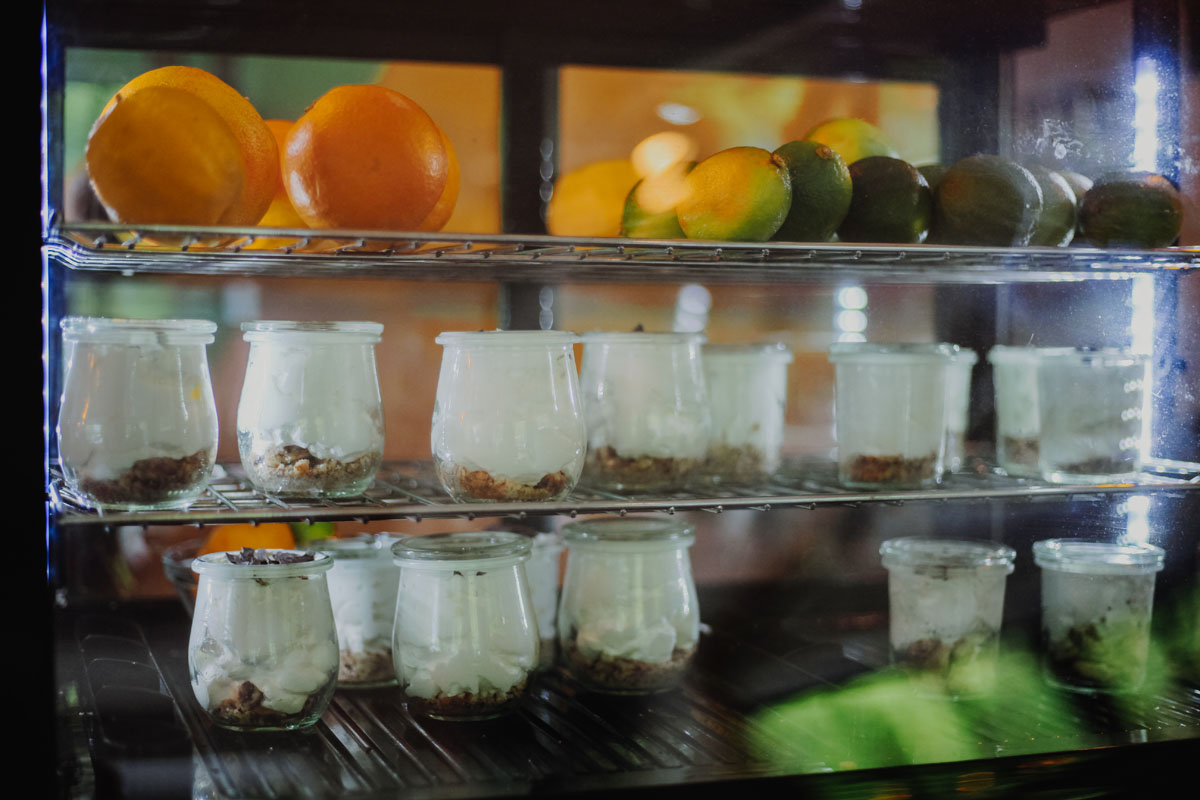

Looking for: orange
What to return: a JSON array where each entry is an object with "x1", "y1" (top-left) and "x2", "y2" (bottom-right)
[
  {"x1": 283, "y1": 84, "x2": 449, "y2": 231},
  {"x1": 100, "y1": 65, "x2": 279, "y2": 226},
  {"x1": 197, "y1": 523, "x2": 296, "y2": 556},
  {"x1": 257, "y1": 119, "x2": 308, "y2": 229},
  {"x1": 86, "y1": 85, "x2": 245, "y2": 226},
  {"x1": 417, "y1": 126, "x2": 460, "y2": 232}
]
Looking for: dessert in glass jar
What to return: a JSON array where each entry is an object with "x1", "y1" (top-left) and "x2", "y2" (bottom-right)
[
  {"x1": 987, "y1": 345, "x2": 1065, "y2": 478},
  {"x1": 319, "y1": 535, "x2": 401, "y2": 688},
  {"x1": 580, "y1": 331, "x2": 710, "y2": 491},
  {"x1": 237, "y1": 321, "x2": 384, "y2": 497},
  {"x1": 391, "y1": 532, "x2": 538, "y2": 720},
  {"x1": 558, "y1": 516, "x2": 700, "y2": 694},
  {"x1": 942, "y1": 346, "x2": 977, "y2": 474},
  {"x1": 189, "y1": 549, "x2": 338, "y2": 731},
  {"x1": 1034, "y1": 539, "x2": 1165, "y2": 693},
  {"x1": 701, "y1": 343, "x2": 793, "y2": 483},
  {"x1": 828, "y1": 342, "x2": 953, "y2": 488},
  {"x1": 880, "y1": 537, "x2": 1016, "y2": 697},
  {"x1": 58, "y1": 317, "x2": 219, "y2": 510},
  {"x1": 431, "y1": 331, "x2": 586, "y2": 502}
]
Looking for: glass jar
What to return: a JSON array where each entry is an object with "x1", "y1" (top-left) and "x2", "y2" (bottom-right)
[
  {"x1": 1035, "y1": 348, "x2": 1146, "y2": 483},
  {"x1": 431, "y1": 331, "x2": 586, "y2": 502},
  {"x1": 701, "y1": 343, "x2": 794, "y2": 483},
  {"x1": 237, "y1": 321, "x2": 385, "y2": 497},
  {"x1": 318, "y1": 535, "x2": 401, "y2": 688},
  {"x1": 942, "y1": 346, "x2": 977, "y2": 474},
  {"x1": 580, "y1": 331, "x2": 710, "y2": 491},
  {"x1": 988, "y1": 346, "x2": 1056, "y2": 478},
  {"x1": 558, "y1": 516, "x2": 700, "y2": 694},
  {"x1": 189, "y1": 550, "x2": 338, "y2": 731},
  {"x1": 828, "y1": 343, "x2": 953, "y2": 488},
  {"x1": 1033, "y1": 539, "x2": 1165, "y2": 693},
  {"x1": 528, "y1": 531, "x2": 566, "y2": 669},
  {"x1": 58, "y1": 317, "x2": 218, "y2": 510},
  {"x1": 391, "y1": 532, "x2": 538, "y2": 720},
  {"x1": 880, "y1": 538, "x2": 1016, "y2": 697}
]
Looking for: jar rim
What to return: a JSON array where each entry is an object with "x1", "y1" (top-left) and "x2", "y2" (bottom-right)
[
  {"x1": 987, "y1": 345, "x2": 1076, "y2": 365},
  {"x1": 191, "y1": 549, "x2": 333, "y2": 579},
  {"x1": 880, "y1": 537, "x2": 1016, "y2": 570},
  {"x1": 581, "y1": 331, "x2": 706, "y2": 345},
  {"x1": 61, "y1": 316, "x2": 217, "y2": 345},
  {"x1": 1031, "y1": 347, "x2": 1145, "y2": 368},
  {"x1": 315, "y1": 533, "x2": 400, "y2": 562},
  {"x1": 391, "y1": 531, "x2": 532, "y2": 563},
  {"x1": 1032, "y1": 539, "x2": 1164, "y2": 574},
  {"x1": 242, "y1": 320, "x2": 383, "y2": 343},
  {"x1": 828, "y1": 342, "x2": 955, "y2": 364},
  {"x1": 435, "y1": 330, "x2": 580, "y2": 346},
  {"x1": 942, "y1": 344, "x2": 978, "y2": 365},
  {"x1": 562, "y1": 515, "x2": 695, "y2": 547},
  {"x1": 703, "y1": 342, "x2": 794, "y2": 362}
]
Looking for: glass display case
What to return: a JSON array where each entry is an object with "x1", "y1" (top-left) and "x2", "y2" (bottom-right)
[{"x1": 42, "y1": 1, "x2": 1200, "y2": 797}]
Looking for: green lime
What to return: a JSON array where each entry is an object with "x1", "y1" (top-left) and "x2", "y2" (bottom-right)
[
  {"x1": 771, "y1": 141, "x2": 852, "y2": 242},
  {"x1": 803, "y1": 117, "x2": 899, "y2": 165},
  {"x1": 1079, "y1": 171, "x2": 1182, "y2": 249},
  {"x1": 933, "y1": 155, "x2": 1043, "y2": 246},
  {"x1": 620, "y1": 161, "x2": 693, "y2": 239},
  {"x1": 677, "y1": 146, "x2": 792, "y2": 242},
  {"x1": 1026, "y1": 165, "x2": 1077, "y2": 247},
  {"x1": 837, "y1": 156, "x2": 932, "y2": 244}
]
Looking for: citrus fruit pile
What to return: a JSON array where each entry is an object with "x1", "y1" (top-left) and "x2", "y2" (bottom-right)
[{"x1": 85, "y1": 66, "x2": 458, "y2": 233}]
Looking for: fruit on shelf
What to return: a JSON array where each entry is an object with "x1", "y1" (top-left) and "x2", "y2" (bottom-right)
[
  {"x1": 676, "y1": 146, "x2": 792, "y2": 242},
  {"x1": 803, "y1": 117, "x2": 899, "y2": 166},
  {"x1": 933, "y1": 155, "x2": 1043, "y2": 246},
  {"x1": 90, "y1": 65, "x2": 279, "y2": 227},
  {"x1": 771, "y1": 140, "x2": 852, "y2": 243},
  {"x1": 1079, "y1": 171, "x2": 1183, "y2": 249},
  {"x1": 837, "y1": 156, "x2": 932, "y2": 244},
  {"x1": 283, "y1": 84, "x2": 450, "y2": 231},
  {"x1": 546, "y1": 159, "x2": 640, "y2": 237},
  {"x1": 1025, "y1": 165, "x2": 1078, "y2": 247},
  {"x1": 196, "y1": 523, "x2": 296, "y2": 557},
  {"x1": 417, "y1": 126, "x2": 461, "y2": 232},
  {"x1": 86, "y1": 86, "x2": 246, "y2": 227},
  {"x1": 620, "y1": 160, "x2": 694, "y2": 239}
]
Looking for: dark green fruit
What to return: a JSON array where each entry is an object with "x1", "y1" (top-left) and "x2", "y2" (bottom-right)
[
  {"x1": 1079, "y1": 171, "x2": 1183, "y2": 249},
  {"x1": 771, "y1": 140, "x2": 852, "y2": 242},
  {"x1": 837, "y1": 156, "x2": 933, "y2": 244},
  {"x1": 917, "y1": 163, "x2": 948, "y2": 191},
  {"x1": 934, "y1": 155, "x2": 1043, "y2": 246},
  {"x1": 1026, "y1": 165, "x2": 1077, "y2": 247}
]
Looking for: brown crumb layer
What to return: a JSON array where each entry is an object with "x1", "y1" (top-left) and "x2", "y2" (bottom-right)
[
  {"x1": 80, "y1": 449, "x2": 210, "y2": 506},
  {"x1": 587, "y1": 445, "x2": 699, "y2": 490},
  {"x1": 211, "y1": 679, "x2": 322, "y2": 728},
  {"x1": 703, "y1": 443, "x2": 767, "y2": 483},
  {"x1": 448, "y1": 464, "x2": 571, "y2": 502},
  {"x1": 565, "y1": 640, "x2": 695, "y2": 692},
  {"x1": 405, "y1": 677, "x2": 528, "y2": 719},
  {"x1": 844, "y1": 452, "x2": 937, "y2": 486},
  {"x1": 339, "y1": 648, "x2": 395, "y2": 684},
  {"x1": 1002, "y1": 436, "x2": 1040, "y2": 468},
  {"x1": 246, "y1": 445, "x2": 380, "y2": 494},
  {"x1": 1054, "y1": 456, "x2": 1135, "y2": 476}
]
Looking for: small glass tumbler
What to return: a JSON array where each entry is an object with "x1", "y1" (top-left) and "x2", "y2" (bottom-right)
[
  {"x1": 559, "y1": 517, "x2": 700, "y2": 694},
  {"x1": 432, "y1": 331, "x2": 586, "y2": 502},
  {"x1": 319, "y1": 535, "x2": 401, "y2": 688},
  {"x1": 828, "y1": 343, "x2": 954, "y2": 488},
  {"x1": 580, "y1": 331, "x2": 710, "y2": 491},
  {"x1": 987, "y1": 346, "x2": 1062, "y2": 478},
  {"x1": 702, "y1": 343, "x2": 794, "y2": 483},
  {"x1": 58, "y1": 317, "x2": 219, "y2": 510},
  {"x1": 237, "y1": 321, "x2": 385, "y2": 497},
  {"x1": 943, "y1": 346, "x2": 977, "y2": 473},
  {"x1": 1035, "y1": 348, "x2": 1146, "y2": 483},
  {"x1": 391, "y1": 532, "x2": 539, "y2": 720},
  {"x1": 189, "y1": 550, "x2": 338, "y2": 731},
  {"x1": 1033, "y1": 539, "x2": 1165, "y2": 693},
  {"x1": 880, "y1": 537, "x2": 1016, "y2": 697}
]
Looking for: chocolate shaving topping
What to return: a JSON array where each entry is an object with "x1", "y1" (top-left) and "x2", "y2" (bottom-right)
[
  {"x1": 633, "y1": 323, "x2": 645, "y2": 332},
  {"x1": 226, "y1": 547, "x2": 316, "y2": 565}
]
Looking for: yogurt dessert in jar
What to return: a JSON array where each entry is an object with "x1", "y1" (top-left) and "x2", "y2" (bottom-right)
[
  {"x1": 701, "y1": 343, "x2": 793, "y2": 483},
  {"x1": 319, "y1": 535, "x2": 401, "y2": 688},
  {"x1": 942, "y1": 346, "x2": 977, "y2": 474},
  {"x1": 987, "y1": 346, "x2": 1057, "y2": 478},
  {"x1": 58, "y1": 317, "x2": 219, "y2": 510},
  {"x1": 431, "y1": 331, "x2": 586, "y2": 502},
  {"x1": 558, "y1": 516, "x2": 700, "y2": 694},
  {"x1": 527, "y1": 531, "x2": 566, "y2": 668},
  {"x1": 189, "y1": 549, "x2": 339, "y2": 731},
  {"x1": 880, "y1": 537, "x2": 1016, "y2": 697},
  {"x1": 580, "y1": 331, "x2": 710, "y2": 491},
  {"x1": 1033, "y1": 539, "x2": 1165, "y2": 693},
  {"x1": 391, "y1": 532, "x2": 539, "y2": 720},
  {"x1": 828, "y1": 343, "x2": 953, "y2": 488},
  {"x1": 1035, "y1": 348, "x2": 1146, "y2": 483},
  {"x1": 237, "y1": 321, "x2": 385, "y2": 497}
]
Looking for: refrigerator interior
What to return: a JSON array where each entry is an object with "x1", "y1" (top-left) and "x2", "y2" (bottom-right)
[{"x1": 44, "y1": 1, "x2": 1200, "y2": 797}]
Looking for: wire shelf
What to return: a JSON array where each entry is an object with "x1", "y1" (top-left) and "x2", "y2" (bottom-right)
[
  {"x1": 47, "y1": 222, "x2": 1200, "y2": 285},
  {"x1": 48, "y1": 457, "x2": 1200, "y2": 528}
]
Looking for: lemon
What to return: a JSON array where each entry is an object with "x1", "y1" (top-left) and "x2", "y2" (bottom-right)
[
  {"x1": 677, "y1": 147, "x2": 792, "y2": 242},
  {"x1": 620, "y1": 160, "x2": 693, "y2": 239},
  {"x1": 772, "y1": 141, "x2": 852, "y2": 242},
  {"x1": 803, "y1": 118, "x2": 899, "y2": 166},
  {"x1": 545, "y1": 159, "x2": 640, "y2": 237}
]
